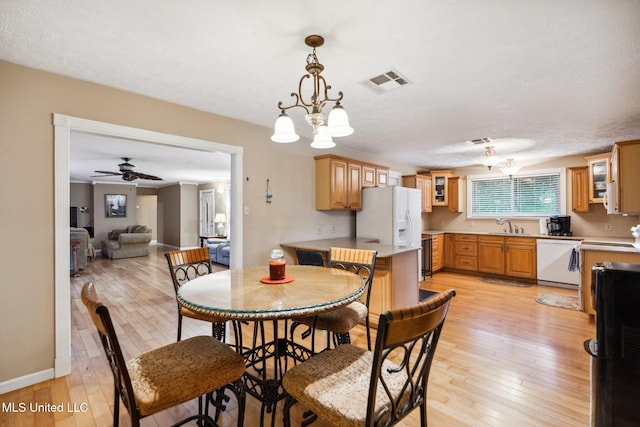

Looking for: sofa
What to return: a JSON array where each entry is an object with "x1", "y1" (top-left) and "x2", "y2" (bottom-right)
[
  {"x1": 102, "y1": 225, "x2": 152, "y2": 259},
  {"x1": 70, "y1": 227, "x2": 93, "y2": 271},
  {"x1": 205, "y1": 238, "x2": 230, "y2": 266}
]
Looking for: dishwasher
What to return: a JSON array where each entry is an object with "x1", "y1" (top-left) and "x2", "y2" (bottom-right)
[{"x1": 536, "y1": 239, "x2": 581, "y2": 290}]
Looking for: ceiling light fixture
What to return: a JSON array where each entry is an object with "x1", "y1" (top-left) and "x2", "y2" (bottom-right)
[
  {"x1": 271, "y1": 35, "x2": 353, "y2": 148},
  {"x1": 501, "y1": 158, "x2": 520, "y2": 178},
  {"x1": 480, "y1": 146, "x2": 500, "y2": 170}
]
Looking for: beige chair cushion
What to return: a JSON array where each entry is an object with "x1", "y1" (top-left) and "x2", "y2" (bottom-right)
[
  {"x1": 126, "y1": 335, "x2": 244, "y2": 417},
  {"x1": 283, "y1": 344, "x2": 409, "y2": 427},
  {"x1": 294, "y1": 301, "x2": 367, "y2": 334}
]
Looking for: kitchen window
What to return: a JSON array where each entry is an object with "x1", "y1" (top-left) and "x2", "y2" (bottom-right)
[{"x1": 467, "y1": 169, "x2": 566, "y2": 218}]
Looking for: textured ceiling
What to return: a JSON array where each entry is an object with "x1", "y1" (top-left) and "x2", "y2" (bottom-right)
[{"x1": 2, "y1": 0, "x2": 640, "y2": 180}]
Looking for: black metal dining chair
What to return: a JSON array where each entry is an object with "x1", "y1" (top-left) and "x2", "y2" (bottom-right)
[
  {"x1": 296, "y1": 249, "x2": 325, "y2": 267},
  {"x1": 283, "y1": 289, "x2": 456, "y2": 427},
  {"x1": 81, "y1": 282, "x2": 246, "y2": 427},
  {"x1": 291, "y1": 247, "x2": 377, "y2": 352}
]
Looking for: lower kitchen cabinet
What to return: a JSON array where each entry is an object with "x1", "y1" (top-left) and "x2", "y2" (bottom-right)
[
  {"x1": 505, "y1": 237, "x2": 537, "y2": 279},
  {"x1": 431, "y1": 234, "x2": 444, "y2": 272},
  {"x1": 454, "y1": 234, "x2": 477, "y2": 271},
  {"x1": 446, "y1": 234, "x2": 536, "y2": 280},
  {"x1": 581, "y1": 248, "x2": 640, "y2": 315},
  {"x1": 478, "y1": 235, "x2": 505, "y2": 274}
]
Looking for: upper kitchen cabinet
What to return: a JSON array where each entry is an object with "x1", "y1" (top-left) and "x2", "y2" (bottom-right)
[
  {"x1": 447, "y1": 176, "x2": 464, "y2": 213},
  {"x1": 610, "y1": 139, "x2": 640, "y2": 214},
  {"x1": 362, "y1": 164, "x2": 376, "y2": 188},
  {"x1": 360, "y1": 162, "x2": 390, "y2": 188},
  {"x1": 315, "y1": 155, "x2": 362, "y2": 210},
  {"x1": 569, "y1": 166, "x2": 589, "y2": 213},
  {"x1": 402, "y1": 174, "x2": 432, "y2": 212},
  {"x1": 376, "y1": 169, "x2": 389, "y2": 187},
  {"x1": 584, "y1": 152, "x2": 610, "y2": 204},
  {"x1": 315, "y1": 155, "x2": 389, "y2": 210},
  {"x1": 430, "y1": 170, "x2": 453, "y2": 206}
]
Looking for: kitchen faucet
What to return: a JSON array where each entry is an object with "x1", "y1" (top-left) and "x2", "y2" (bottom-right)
[{"x1": 496, "y1": 218, "x2": 513, "y2": 233}]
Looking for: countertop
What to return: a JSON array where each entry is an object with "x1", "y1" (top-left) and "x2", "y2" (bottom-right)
[
  {"x1": 421, "y1": 230, "x2": 639, "y2": 253},
  {"x1": 281, "y1": 237, "x2": 422, "y2": 258}
]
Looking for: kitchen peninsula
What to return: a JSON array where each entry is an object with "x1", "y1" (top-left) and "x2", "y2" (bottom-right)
[{"x1": 281, "y1": 237, "x2": 421, "y2": 327}]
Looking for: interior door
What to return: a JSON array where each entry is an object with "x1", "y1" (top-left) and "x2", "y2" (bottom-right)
[{"x1": 200, "y1": 190, "x2": 215, "y2": 236}]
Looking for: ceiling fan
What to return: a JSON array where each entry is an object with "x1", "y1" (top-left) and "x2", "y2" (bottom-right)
[{"x1": 92, "y1": 157, "x2": 162, "y2": 181}]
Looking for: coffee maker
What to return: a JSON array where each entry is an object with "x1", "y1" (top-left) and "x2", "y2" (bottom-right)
[{"x1": 547, "y1": 215, "x2": 572, "y2": 236}]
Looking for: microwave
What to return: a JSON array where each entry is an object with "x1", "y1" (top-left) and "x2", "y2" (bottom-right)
[{"x1": 604, "y1": 182, "x2": 618, "y2": 214}]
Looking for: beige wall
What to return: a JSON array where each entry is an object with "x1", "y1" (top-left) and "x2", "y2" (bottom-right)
[
  {"x1": 158, "y1": 185, "x2": 181, "y2": 248},
  {"x1": 180, "y1": 184, "x2": 199, "y2": 247},
  {"x1": 136, "y1": 195, "x2": 158, "y2": 241},
  {"x1": 93, "y1": 183, "x2": 138, "y2": 244}
]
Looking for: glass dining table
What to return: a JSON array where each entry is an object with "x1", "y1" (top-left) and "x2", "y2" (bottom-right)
[{"x1": 177, "y1": 265, "x2": 365, "y2": 426}]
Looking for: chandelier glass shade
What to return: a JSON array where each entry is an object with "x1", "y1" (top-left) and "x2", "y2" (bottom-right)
[
  {"x1": 501, "y1": 158, "x2": 520, "y2": 177},
  {"x1": 271, "y1": 35, "x2": 353, "y2": 147},
  {"x1": 480, "y1": 146, "x2": 500, "y2": 169}
]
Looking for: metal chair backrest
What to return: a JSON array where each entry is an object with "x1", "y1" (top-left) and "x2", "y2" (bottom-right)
[
  {"x1": 296, "y1": 249, "x2": 325, "y2": 267},
  {"x1": 328, "y1": 247, "x2": 377, "y2": 306},
  {"x1": 81, "y1": 282, "x2": 141, "y2": 424},
  {"x1": 366, "y1": 289, "x2": 456, "y2": 426},
  {"x1": 165, "y1": 248, "x2": 212, "y2": 294}
]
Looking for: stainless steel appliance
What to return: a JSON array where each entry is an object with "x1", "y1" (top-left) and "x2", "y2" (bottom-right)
[
  {"x1": 547, "y1": 215, "x2": 572, "y2": 236},
  {"x1": 584, "y1": 262, "x2": 640, "y2": 426}
]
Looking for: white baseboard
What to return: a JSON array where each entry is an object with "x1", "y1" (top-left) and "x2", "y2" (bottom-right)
[{"x1": 0, "y1": 369, "x2": 54, "y2": 394}]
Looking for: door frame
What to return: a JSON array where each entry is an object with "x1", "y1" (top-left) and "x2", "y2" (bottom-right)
[{"x1": 53, "y1": 113, "x2": 243, "y2": 377}]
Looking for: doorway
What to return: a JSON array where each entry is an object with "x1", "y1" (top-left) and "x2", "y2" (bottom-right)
[{"x1": 54, "y1": 114, "x2": 244, "y2": 378}]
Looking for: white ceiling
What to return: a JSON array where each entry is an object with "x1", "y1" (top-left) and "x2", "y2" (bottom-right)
[
  {"x1": 70, "y1": 131, "x2": 231, "y2": 185},
  {"x1": 2, "y1": 0, "x2": 640, "y2": 182}
]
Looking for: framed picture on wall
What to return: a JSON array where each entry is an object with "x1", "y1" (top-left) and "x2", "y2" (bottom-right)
[{"x1": 105, "y1": 194, "x2": 127, "y2": 217}]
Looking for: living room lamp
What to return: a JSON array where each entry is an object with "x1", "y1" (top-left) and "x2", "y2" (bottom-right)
[
  {"x1": 214, "y1": 213, "x2": 226, "y2": 236},
  {"x1": 271, "y1": 35, "x2": 353, "y2": 148}
]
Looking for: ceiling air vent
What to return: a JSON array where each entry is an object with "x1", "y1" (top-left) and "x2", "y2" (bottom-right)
[
  {"x1": 364, "y1": 70, "x2": 410, "y2": 93},
  {"x1": 468, "y1": 138, "x2": 492, "y2": 145}
]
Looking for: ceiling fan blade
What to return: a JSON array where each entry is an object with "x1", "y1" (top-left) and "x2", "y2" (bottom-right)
[
  {"x1": 92, "y1": 170, "x2": 122, "y2": 177},
  {"x1": 128, "y1": 171, "x2": 163, "y2": 181}
]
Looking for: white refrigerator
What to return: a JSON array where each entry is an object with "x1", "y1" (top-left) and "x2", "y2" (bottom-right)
[{"x1": 356, "y1": 186, "x2": 422, "y2": 247}]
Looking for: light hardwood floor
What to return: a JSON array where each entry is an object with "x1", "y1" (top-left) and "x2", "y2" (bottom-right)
[{"x1": 0, "y1": 245, "x2": 595, "y2": 426}]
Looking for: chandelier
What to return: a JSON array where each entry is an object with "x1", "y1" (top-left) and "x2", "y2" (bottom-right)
[
  {"x1": 480, "y1": 146, "x2": 499, "y2": 170},
  {"x1": 271, "y1": 35, "x2": 353, "y2": 149}
]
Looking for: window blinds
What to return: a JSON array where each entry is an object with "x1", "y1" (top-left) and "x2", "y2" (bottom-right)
[{"x1": 471, "y1": 173, "x2": 560, "y2": 217}]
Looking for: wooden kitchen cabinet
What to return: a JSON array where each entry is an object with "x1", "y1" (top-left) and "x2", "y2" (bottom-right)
[
  {"x1": 431, "y1": 234, "x2": 444, "y2": 272},
  {"x1": 585, "y1": 152, "x2": 610, "y2": 204},
  {"x1": 315, "y1": 155, "x2": 370, "y2": 210},
  {"x1": 610, "y1": 139, "x2": 640, "y2": 214},
  {"x1": 505, "y1": 237, "x2": 537, "y2": 279},
  {"x1": 443, "y1": 233, "x2": 455, "y2": 269},
  {"x1": 402, "y1": 174, "x2": 432, "y2": 212},
  {"x1": 362, "y1": 164, "x2": 376, "y2": 188},
  {"x1": 569, "y1": 166, "x2": 589, "y2": 213},
  {"x1": 478, "y1": 235, "x2": 505, "y2": 274},
  {"x1": 430, "y1": 170, "x2": 453, "y2": 206},
  {"x1": 581, "y1": 248, "x2": 640, "y2": 315},
  {"x1": 316, "y1": 155, "x2": 390, "y2": 210},
  {"x1": 376, "y1": 168, "x2": 389, "y2": 187},
  {"x1": 454, "y1": 233, "x2": 478, "y2": 271},
  {"x1": 475, "y1": 235, "x2": 536, "y2": 279},
  {"x1": 447, "y1": 176, "x2": 464, "y2": 213}
]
